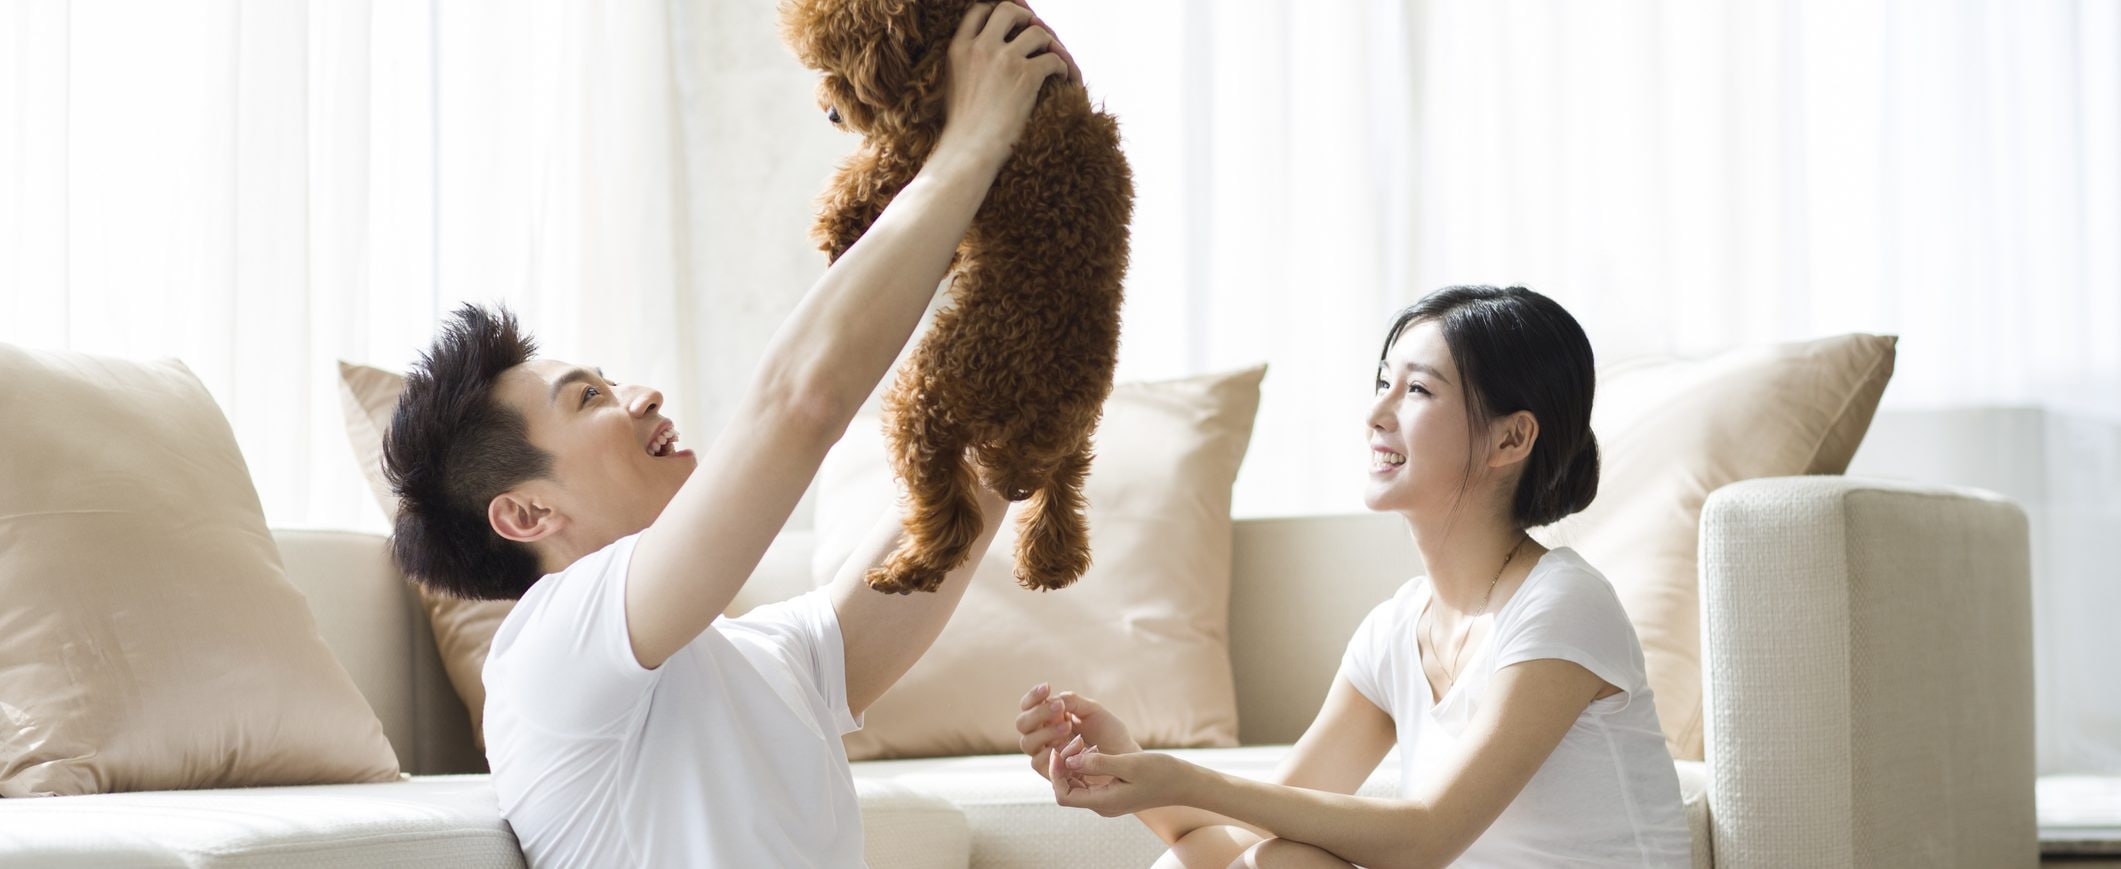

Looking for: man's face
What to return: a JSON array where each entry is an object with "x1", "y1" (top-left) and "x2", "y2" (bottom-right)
[{"x1": 493, "y1": 358, "x2": 697, "y2": 549}]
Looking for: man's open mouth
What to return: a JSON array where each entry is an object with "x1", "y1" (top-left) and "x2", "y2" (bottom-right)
[{"x1": 648, "y1": 424, "x2": 681, "y2": 457}]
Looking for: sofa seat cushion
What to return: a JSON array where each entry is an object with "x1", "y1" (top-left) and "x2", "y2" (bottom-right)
[
  {"x1": 0, "y1": 754, "x2": 1701, "y2": 868},
  {"x1": 855, "y1": 746, "x2": 1393, "y2": 868},
  {"x1": 854, "y1": 779, "x2": 974, "y2": 869},
  {"x1": 0, "y1": 775, "x2": 521, "y2": 868},
  {"x1": 854, "y1": 746, "x2": 1712, "y2": 869},
  {"x1": 1675, "y1": 759, "x2": 1712, "y2": 869},
  {"x1": 0, "y1": 775, "x2": 968, "y2": 869}
]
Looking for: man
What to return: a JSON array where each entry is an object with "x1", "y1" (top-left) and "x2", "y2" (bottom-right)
[{"x1": 378, "y1": 5, "x2": 1078, "y2": 865}]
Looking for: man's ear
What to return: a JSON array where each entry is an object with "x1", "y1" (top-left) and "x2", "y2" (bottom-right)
[
  {"x1": 1488, "y1": 410, "x2": 1540, "y2": 470},
  {"x1": 489, "y1": 490, "x2": 563, "y2": 544}
]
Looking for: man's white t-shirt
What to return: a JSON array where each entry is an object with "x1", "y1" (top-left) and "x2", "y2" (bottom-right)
[
  {"x1": 483, "y1": 533, "x2": 866, "y2": 868},
  {"x1": 1341, "y1": 547, "x2": 1690, "y2": 867}
]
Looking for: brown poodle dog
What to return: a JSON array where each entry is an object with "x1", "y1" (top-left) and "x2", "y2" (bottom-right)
[{"x1": 781, "y1": 0, "x2": 1133, "y2": 594}]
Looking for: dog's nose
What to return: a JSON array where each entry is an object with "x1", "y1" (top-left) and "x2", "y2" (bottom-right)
[{"x1": 825, "y1": 105, "x2": 842, "y2": 125}]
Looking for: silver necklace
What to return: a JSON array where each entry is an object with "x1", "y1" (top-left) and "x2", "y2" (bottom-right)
[{"x1": 1428, "y1": 534, "x2": 1529, "y2": 689}]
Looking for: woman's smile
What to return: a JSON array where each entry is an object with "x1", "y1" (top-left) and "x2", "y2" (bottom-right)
[{"x1": 1370, "y1": 444, "x2": 1408, "y2": 474}]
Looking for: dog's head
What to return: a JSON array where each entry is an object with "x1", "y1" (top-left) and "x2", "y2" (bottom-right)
[{"x1": 780, "y1": 0, "x2": 968, "y2": 140}]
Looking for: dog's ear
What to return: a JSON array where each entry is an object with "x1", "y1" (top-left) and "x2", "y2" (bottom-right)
[
  {"x1": 834, "y1": 16, "x2": 932, "y2": 134},
  {"x1": 847, "y1": 31, "x2": 916, "y2": 108},
  {"x1": 782, "y1": 0, "x2": 954, "y2": 135},
  {"x1": 780, "y1": 0, "x2": 879, "y2": 83},
  {"x1": 777, "y1": 0, "x2": 832, "y2": 66}
]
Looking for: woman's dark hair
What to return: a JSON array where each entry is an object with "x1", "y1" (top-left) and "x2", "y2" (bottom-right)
[
  {"x1": 382, "y1": 304, "x2": 554, "y2": 600},
  {"x1": 1379, "y1": 285, "x2": 1599, "y2": 528}
]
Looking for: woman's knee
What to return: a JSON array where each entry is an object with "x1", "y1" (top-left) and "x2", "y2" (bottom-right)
[
  {"x1": 1157, "y1": 825, "x2": 1263, "y2": 869},
  {"x1": 1230, "y1": 838, "x2": 1356, "y2": 869}
]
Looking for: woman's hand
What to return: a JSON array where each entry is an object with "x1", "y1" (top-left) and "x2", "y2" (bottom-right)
[
  {"x1": 1016, "y1": 683, "x2": 1141, "y2": 780},
  {"x1": 935, "y1": 2, "x2": 1074, "y2": 172},
  {"x1": 1050, "y1": 735, "x2": 1195, "y2": 818}
]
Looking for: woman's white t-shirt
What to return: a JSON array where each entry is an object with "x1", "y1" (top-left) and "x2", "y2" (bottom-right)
[
  {"x1": 1340, "y1": 547, "x2": 1690, "y2": 867},
  {"x1": 483, "y1": 533, "x2": 866, "y2": 868}
]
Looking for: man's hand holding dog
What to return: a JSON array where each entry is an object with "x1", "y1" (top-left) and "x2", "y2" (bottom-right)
[{"x1": 937, "y1": 2, "x2": 1076, "y2": 175}]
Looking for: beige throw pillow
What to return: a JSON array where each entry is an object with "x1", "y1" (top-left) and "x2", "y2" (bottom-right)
[
  {"x1": 0, "y1": 346, "x2": 400, "y2": 796},
  {"x1": 815, "y1": 366, "x2": 1267, "y2": 761},
  {"x1": 337, "y1": 362, "x2": 515, "y2": 749},
  {"x1": 1533, "y1": 334, "x2": 1897, "y2": 760}
]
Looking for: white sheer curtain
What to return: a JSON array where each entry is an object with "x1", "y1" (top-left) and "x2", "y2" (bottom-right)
[
  {"x1": 1035, "y1": 0, "x2": 2119, "y2": 777},
  {"x1": 6, "y1": 0, "x2": 2115, "y2": 775},
  {"x1": 0, "y1": 0, "x2": 717, "y2": 535},
  {"x1": 1035, "y1": 0, "x2": 2121, "y2": 512}
]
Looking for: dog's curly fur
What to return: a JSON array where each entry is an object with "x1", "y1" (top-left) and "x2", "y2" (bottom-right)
[{"x1": 781, "y1": 0, "x2": 1133, "y2": 594}]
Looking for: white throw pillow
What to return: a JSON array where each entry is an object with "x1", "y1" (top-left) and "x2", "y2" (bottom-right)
[
  {"x1": 814, "y1": 366, "x2": 1267, "y2": 760},
  {"x1": 0, "y1": 346, "x2": 400, "y2": 796},
  {"x1": 1534, "y1": 334, "x2": 1896, "y2": 759}
]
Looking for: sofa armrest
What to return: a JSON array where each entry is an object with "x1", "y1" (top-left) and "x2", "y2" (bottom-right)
[{"x1": 1699, "y1": 476, "x2": 2035, "y2": 868}]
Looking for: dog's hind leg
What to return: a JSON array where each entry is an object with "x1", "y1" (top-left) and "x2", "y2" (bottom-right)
[
  {"x1": 1012, "y1": 437, "x2": 1094, "y2": 591},
  {"x1": 868, "y1": 404, "x2": 987, "y2": 595}
]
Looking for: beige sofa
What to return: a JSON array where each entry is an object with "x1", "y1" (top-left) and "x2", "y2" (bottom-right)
[{"x1": 0, "y1": 477, "x2": 2033, "y2": 868}]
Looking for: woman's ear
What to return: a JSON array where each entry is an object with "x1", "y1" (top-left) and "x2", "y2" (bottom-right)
[
  {"x1": 1488, "y1": 410, "x2": 1540, "y2": 470},
  {"x1": 489, "y1": 490, "x2": 562, "y2": 544}
]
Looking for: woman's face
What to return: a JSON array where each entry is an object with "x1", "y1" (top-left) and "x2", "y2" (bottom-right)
[{"x1": 1364, "y1": 320, "x2": 1480, "y2": 517}]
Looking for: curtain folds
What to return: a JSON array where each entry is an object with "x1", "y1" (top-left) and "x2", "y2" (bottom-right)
[{"x1": 3, "y1": 0, "x2": 2114, "y2": 775}]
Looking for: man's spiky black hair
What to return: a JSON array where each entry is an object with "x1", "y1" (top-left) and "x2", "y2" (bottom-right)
[{"x1": 382, "y1": 304, "x2": 554, "y2": 600}]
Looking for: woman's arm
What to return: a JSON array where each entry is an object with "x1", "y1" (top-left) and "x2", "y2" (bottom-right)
[
  {"x1": 623, "y1": 3, "x2": 1067, "y2": 670},
  {"x1": 1054, "y1": 658, "x2": 1611, "y2": 869},
  {"x1": 1018, "y1": 676, "x2": 1396, "y2": 846},
  {"x1": 1148, "y1": 675, "x2": 1397, "y2": 849},
  {"x1": 1275, "y1": 676, "x2": 1400, "y2": 794}
]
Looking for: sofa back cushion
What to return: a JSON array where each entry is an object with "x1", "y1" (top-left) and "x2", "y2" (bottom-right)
[
  {"x1": 270, "y1": 528, "x2": 488, "y2": 775},
  {"x1": 0, "y1": 346, "x2": 400, "y2": 796},
  {"x1": 1224, "y1": 512, "x2": 1424, "y2": 743}
]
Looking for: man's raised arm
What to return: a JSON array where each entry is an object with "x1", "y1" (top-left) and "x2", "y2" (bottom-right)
[{"x1": 622, "y1": 3, "x2": 1067, "y2": 670}]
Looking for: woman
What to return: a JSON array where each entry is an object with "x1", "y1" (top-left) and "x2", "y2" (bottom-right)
[{"x1": 1017, "y1": 286, "x2": 1689, "y2": 867}]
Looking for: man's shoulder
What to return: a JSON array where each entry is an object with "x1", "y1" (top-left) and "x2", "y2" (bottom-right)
[
  {"x1": 534, "y1": 533, "x2": 645, "y2": 605},
  {"x1": 564, "y1": 531, "x2": 646, "y2": 580},
  {"x1": 488, "y1": 533, "x2": 645, "y2": 663}
]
